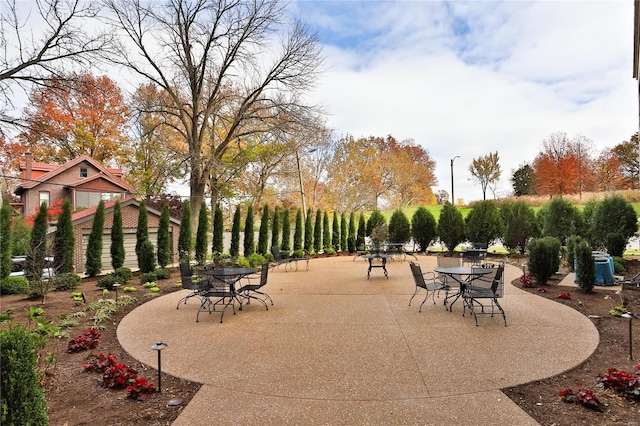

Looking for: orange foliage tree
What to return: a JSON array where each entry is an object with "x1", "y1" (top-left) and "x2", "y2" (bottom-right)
[{"x1": 18, "y1": 72, "x2": 131, "y2": 165}]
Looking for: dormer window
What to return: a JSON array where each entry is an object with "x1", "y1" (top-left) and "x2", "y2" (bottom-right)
[{"x1": 80, "y1": 167, "x2": 88, "y2": 178}]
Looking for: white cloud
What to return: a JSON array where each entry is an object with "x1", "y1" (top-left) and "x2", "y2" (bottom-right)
[{"x1": 296, "y1": 0, "x2": 637, "y2": 202}]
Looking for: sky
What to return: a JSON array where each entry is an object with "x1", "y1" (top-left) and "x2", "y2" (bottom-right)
[{"x1": 289, "y1": 0, "x2": 637, "y2": 204}]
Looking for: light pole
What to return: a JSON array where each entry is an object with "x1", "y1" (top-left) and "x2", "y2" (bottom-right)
[
  {"x1": 450, "y1": 156, "x2": 460, "y2": 204},
  {"x1": 295, "y1": 150, "x2": 307, "y2": 220}
]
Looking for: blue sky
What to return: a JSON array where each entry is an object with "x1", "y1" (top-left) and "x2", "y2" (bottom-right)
[{"x1": 290, "y1": 0, "x2": 636, "y2": 203}]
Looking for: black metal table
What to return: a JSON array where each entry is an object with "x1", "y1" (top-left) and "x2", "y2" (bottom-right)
[
  {"x1": 197, "y1": 267, "x2": 256, "y2": 322},
  {"x1": 362, "y1": 254, "x2": 392, "y2": 279},
  {"x1": 434, "y1": 266, "x2": 492, "y2": 311}
]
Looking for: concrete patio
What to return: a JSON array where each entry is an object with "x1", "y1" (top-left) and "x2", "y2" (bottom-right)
[{"x1": 117, "y1": 254, "x2": 599, "y2": 425}]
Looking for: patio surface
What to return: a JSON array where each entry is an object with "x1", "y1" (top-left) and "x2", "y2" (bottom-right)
[{"x1": 117, "y1": 254, "x2": 599, "y2": 425}]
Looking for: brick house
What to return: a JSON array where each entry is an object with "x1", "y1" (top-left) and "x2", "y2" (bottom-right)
[{"x1": 14, "y1": 154, "x2": 180, "y2": 274}]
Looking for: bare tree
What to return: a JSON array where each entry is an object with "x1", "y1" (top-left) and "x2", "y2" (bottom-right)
[
  {"x1": 0, "y1": 0, "x2": 115, "y2": 129},
  {"x1": 104, "y1": 0, "x2": 324, "y2": 231},
  {"x1": 468, "y1": 151, "x2": 502, "y2": 200}
]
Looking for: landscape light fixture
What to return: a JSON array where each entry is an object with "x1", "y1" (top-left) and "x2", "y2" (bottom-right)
[{"x1": 151, "y1": 341, "x2": 168, "y2": 392}]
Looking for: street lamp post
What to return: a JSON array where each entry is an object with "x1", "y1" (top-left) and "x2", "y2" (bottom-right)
[
  {"x1": 295, "y1": 150, "x2": 307, "y2": 220},
  {"x1": 450, "y1": 156, "x2": 460, "y2": 204}
]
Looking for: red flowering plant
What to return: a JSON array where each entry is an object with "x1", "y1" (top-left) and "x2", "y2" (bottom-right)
[
  {"x1": 557, "y1": 291, "x2": 572, "y2": 300},
  {"x1": 126, "y1": 377, "x2": 156, "y2": 401},
  {"x1": 101, "y1": 363, "x2": 138, "y2": 389},
  {"x1": 559, "y1": 387, "x2": 604, "y2": 411},
  {"x1": 520, "y1": 273, "x2": 533, "y2": 288},
  {"x1": 82, "y1": 352, "x2": 117, "y2": 372},
  {"x1": 596, "y1": 367, "x2": 640, "y2": 400},
  {"x1": 67, "y1": 328, "x2": 102, "y2": 353}
]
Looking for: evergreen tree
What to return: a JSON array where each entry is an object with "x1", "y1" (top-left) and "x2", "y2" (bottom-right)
[
  {"x1": 323, "y1": 210, "x2": 330, "y2": 250},
  {"x1": 195, "y1": 201, "x2": 208, "y2": 264},
  {"x1": 85, "y1": 200, "x2": 105, "y2": 277},
  {"x1": 411, "y1": 206, "x2": 437, "y2": 252},
  {"x1": 244, "y1": 204, "x2": 255, "y2": 256},
  {"x1": 331, "y1": 211, "x2": 339, "y2": 250},
  {"x1": 230, "y1": 205, "x2": 241, "y2": 257},
  {"x1": 356, "y1": 212, "x2": 366, "y2": 250},
  {"x1": 110, "y1": 199, "x2": 125, "y2": 270},
  {"x1": 271, "y1": 206, "x2": 280, "y2": 250},
  {"x1": 178, "y1": 200, "x2": 192, "y2": 259},
  {"x1": 157, "y1": 204, "x2": 171, "y2": 268},
  {"x1": 139, "y1": 238, "x2": 156, "y2": 273},
  {"x1": 366, "y1": 209, "x2": 386, "y2": 236},
  {"x1": 27, "y1": 202, "x2": 48, "y2": 281},
  {"x1": 347, "y1": 211, "x2": 356, "y2": 253},
  {"x1": 313, "y1": 208, "x2": 322, "y2": 253},
  {"x1": 304, "y1": 207, "x2": 313, "y2": 253},
  {"x1": 280, "y1": 208, "x2": 290, "y2": 252},
  {"x1": 293, "y1": 208, "x2": 303, "y2": 251},
  {"x1": 438, "y1": 203, "x2": 466, "y2": 254},
  {"x1": 0, "y1": 197, "x2": 12, "y2": 278},
  {"x1": 465, "y1": 201, "x2": 503, "y2": 247},
  {"x1": 212, "y1": 203, "x2": 224, "y2": 254},
  {"x1": 135, "y1": 201, "x2": 148, "y2": 259},
  {"x1": 340, "y1": 212, "x2": 347, "y2": 252},
  {"x1": 257, "y1": 204, "x2": 270, "y2": 255},
  {"x1": 388, "y1": 209, "x2": 411, "y2": 243}
]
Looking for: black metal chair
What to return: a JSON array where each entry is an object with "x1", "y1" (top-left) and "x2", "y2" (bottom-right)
[
  {"x1": 237, "y1": 262, "x2": 273, "y2": 310},
  {"x1": 176, "y1": 261, "x2": 206, "y2": 309},
  {"x1": 409, "y1": 262, "x2": 447, "y2": 312},
  {"x1": 271, "y1": 245, "x2": 309, "y2": 271},
  {"x1": 462, "y1": 262, "x2": 506, "y2": 326},
  {"x1": 196, "y1": 269, "x2": 237, "y2": 323}
]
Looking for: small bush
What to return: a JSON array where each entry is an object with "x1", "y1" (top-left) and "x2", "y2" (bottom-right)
[
  {"x1": 0, "y1": 276, "x2": 28, "y2": 295},
  {"x1": 0, "y1": 325, "x2": 49, "y2": 425},
  {"x1": 140, "y1": 272, "x2": 158, "y2": 285},
  {"x1": 527, "y1": 237, "x2": 561, "y2": 285},
  {"x1": 114, "y1": 267, "x2": 133, "y2": 283},
  {"x1": 324, "y1": 247, "x2": 336, "y2": 255},
  {"x1": 613, "y1": 256, "x2": 627, "y2": 273},
  {"x1": 606, "y1": 232, "x2": 627, "y2": 257},
  {"x1": 96, "y1": 274, "x2": 119, "y2": 290},
  {"x1": 575, "y1": 240, "x2": 596, "y2": 293},
  {"x1": 246, "y1": 253, "x2": 265, "y2": 268},
  {"x1": 236, "y1": 256, "x2": 250, "y2": 268},
  {"x1": 154, "y1": 268, "x2": 170, "y2": 280},
  {"x1": 292, "y1": 249, "x2": 305, "y2": 258},
  {"x1": 51, "y1": 273, "x2": 82, "y2": 291},
  {"x1": 138, "y1": 239, "x2": 156, "y2": 273}
]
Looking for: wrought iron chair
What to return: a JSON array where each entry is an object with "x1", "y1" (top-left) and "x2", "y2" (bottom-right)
[
  {"x1": 271, "y1": 245, "x2": 309, "y2": 271},
  {"x1": 196, "y1": 268, "x2": 237, "y2": 323},
  {"x1": 436, "y1": 255, "x2": 461, "y2": 308},
  {"x1": 176, "y1": 261, "x2": 207, "y2": 309},
  {"x1": 462, "y1": 262, "x2": 506, "y2": 326},
  {"x1": 237, "y1": 262, "x2": 273, "y2": 310},
  {"x1": 409, "y1": 262, "x2": 447, "y2": 312}
]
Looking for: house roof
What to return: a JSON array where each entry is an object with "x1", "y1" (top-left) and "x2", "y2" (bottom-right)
[
  {"x1": 16, "y1": 154, "x2": 137, "y2": 194},
  {"x1": 71, "y1": 198, "x2": 181, "y2": 227}
]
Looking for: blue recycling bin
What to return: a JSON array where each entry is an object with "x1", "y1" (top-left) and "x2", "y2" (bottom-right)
[{"x1": 574, "y1": 255, "x2": 615, "y2": 286}]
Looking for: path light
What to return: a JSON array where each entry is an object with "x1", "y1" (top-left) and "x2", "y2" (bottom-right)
[
  {"x1": 621, "y1": 313, "x2": 634, "y2": 360},
  {"x1": 151, "y1": 341, "x2": 168, "y2": 392},
  {"x1": 112, "y1": 283, "x2": 120, "y2": 302}
]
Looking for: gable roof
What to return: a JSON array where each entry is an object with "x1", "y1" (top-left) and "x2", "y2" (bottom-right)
[
  {"x1": 71, "y1": 198, "x2": 180, "y2": 227},
  {"x1": 17, "y1": 154, "x2": 136, "y2": 194}
]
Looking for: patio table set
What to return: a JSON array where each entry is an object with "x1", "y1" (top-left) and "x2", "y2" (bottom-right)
[
  {"x1": 176, "y1": 261, "x2": 273, "y2": 323},
  {"x1": 408, "y1": 249, "x2": 507, "y2": 326}
]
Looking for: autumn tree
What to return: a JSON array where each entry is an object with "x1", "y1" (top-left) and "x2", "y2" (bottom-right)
[
  {"x1": 592, "y1": 148, "x2": 625, "y2": 191},
  {"x1": 511, "y1": 163, "x2": 535, "y2": 196},
  {"x1": 613, "y1": 133, "x2": 639, "y2": 189},
  {"x1": 19, "y1": 72, "x2": 131, "y2": 165},
  {"x1": 127, "y1": 83, "x2": 184, "y2": 196},
  {"x1": 533, "y1": 132, "x2": 594, "y2": 197},
  {"x1": 468, "y1": 152, "x2": 501, "y2": 200},
  {"x1": 0, "y1": 0, "x2": 115, "y2": 129},
  {"x1": 105, "y1": 0, "x2": 323, "y2": 233}
]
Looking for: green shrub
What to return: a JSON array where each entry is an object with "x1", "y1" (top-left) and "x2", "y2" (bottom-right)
[
  {"x1": 614, "y1": 259, "x2": 627, "y2": 274},
  {"x1": 411, "y1": 207, "x2": 437, "y2": 252},
  {"x1": 236, "y1": 256, "x2": 250, "y2": 268},
  {"x1": 606, "y1": 232, "x2": 627, "y2": 257},
  {"x1": 140, "y1": 272, "x2": 158, "y2": 284},
  {"x1": 0, "y1": 325, "x2": 49, "y2": 425},
  {"x1": 0, "y1": 276, "x2": 28, "y2": 295},
  {"x1": 246, "y1": 253, "x2": 265, "y2": 268},
  {"x1": 292, "y1": 249, "x2": 305, "y2": 258},
  {"x1": 51, "y1": 273, "x2": 82, "y2": 291},
  {"x1": 566, "y1": 235, "x2": 583, "y2": 272},
  {"x1": 527, "y1": 237, "x2": 561, "y2": 285},
  {"x1": 114, "y1": 267, "x2": 133, "y2": 283},
  {"x1": 388, "y1": 209, "x2": 411, "y2": 243},
  {"x1": 138, "y1": 239, "x2": 156, "y2": 273},
  {"x1": 324, "y1": 247, "x2": 336, "y2": 255},
  {"x1": 96, "y1": 274, "x2": 119, "y2": 290},
  {"x1": 154, "y1": 268, "x2": 170, "y2": 280},
  {"x1": 575, "y1": 240, "x2": 596, "y2": 293}
]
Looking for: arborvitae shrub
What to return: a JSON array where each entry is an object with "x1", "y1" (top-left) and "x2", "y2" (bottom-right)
[
  {"x1": 527, "y1": 237, "x2": 560, "y2": 285},
  {"x1": 154, "y1": 268, "x2": 171, "y2": 280},
  {"x1": 566, "y1": 235, "x2": 583, "y2": 272},
  {"x1": 139, "y1": 239, "x2": 156, "y2": 273},
  {"x1": 575, "y1": 240, "x2": 596, "y2": 293},
  {"x1": 606, "y1": 232, "x2": 626, "y2": 257}
]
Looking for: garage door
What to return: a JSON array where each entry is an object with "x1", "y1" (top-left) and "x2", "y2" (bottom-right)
[{"x1": 82, "y1": 229, "x2": 163, "y2": 273}]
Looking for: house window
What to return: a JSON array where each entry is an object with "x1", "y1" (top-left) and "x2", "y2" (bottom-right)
[
  {"x1": 39, "y1": 191, "x2": 50, "y2": 207},
  {"x1": 80, "y1": 167, "x2": 88, "y2": 178}
]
